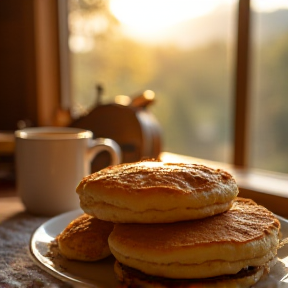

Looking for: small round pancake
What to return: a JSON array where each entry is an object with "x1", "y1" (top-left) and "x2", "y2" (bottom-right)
[
  {"x1": 76, "y1": 160, "x2": 238, "y2": 223},
  {"x1": 108, "y1": 198, "x2": 280, "y2": 279},
  {"x1": 57, "y1": 213, "x2": 114, "y2": 261}
]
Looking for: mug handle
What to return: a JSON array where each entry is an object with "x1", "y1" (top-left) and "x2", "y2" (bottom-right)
[{"x1": 87, "y1": 138, "x2": 121, "y2": 166}]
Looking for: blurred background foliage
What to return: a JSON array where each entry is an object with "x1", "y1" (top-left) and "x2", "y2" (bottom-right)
[{"x1": 68, "y1": 0, "x2": 288, "y2": 173}]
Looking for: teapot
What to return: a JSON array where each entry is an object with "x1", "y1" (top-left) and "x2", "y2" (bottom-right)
[{"x1": 70, "y1": 87, "x2": 162, "y2": 171}]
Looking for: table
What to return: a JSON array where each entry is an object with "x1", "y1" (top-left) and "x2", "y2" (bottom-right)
[
  {"x1": 0, "y1": 188, "x2": 72, "y2": 287},
  {"x1": 1, "y1": 152, "x2": 288, "y2": 287}
]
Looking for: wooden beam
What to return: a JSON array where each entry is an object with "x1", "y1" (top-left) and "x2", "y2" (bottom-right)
[
  {"x1": 34, "y1": 0, "x2": 61, "y2": 126},
  {"x1": 233, "y1": 0, "x2": 251, "y2": 167}
]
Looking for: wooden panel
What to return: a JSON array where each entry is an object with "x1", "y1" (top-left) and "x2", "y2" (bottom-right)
[
  {"x1": 0, "y1": 0, "x2": 61, "y2": 130},
  {"x1": 0, "y1": 0, "x2": 38, "y2": 130},
  {"x1": 34, "y1": 0, "x2": 61, "y2": 126}
]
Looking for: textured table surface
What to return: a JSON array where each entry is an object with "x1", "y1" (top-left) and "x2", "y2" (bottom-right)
[{"x1": 0, "y1": 195, "x2": 72, "y2": 288}]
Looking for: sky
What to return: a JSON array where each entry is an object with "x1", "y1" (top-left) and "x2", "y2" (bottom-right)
[
  {"x1": 109, "y1": 0, "x2": 288, "y2": 42},
  {"x1": 69, "y1": 0, "x2": 288, "y2": 53},
  {"x1": 109, "y1": 0, "x2": 232, "y2": 38}
]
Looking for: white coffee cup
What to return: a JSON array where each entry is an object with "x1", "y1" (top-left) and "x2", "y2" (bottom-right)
[{"x1": 15, "y1": 127, "x2": 121, "y2": 216}]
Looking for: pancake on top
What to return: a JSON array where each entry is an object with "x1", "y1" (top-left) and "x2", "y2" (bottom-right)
[{"x1": 76, "y1": 160, "x2": 239, "y2": 223}]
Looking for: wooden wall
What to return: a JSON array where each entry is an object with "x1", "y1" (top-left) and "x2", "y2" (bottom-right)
[{"x1": 0, "y1": 0, "x2": 61, "y2": 131}]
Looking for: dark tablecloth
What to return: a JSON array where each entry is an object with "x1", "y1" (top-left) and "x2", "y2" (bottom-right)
[{"x1": 0, "y1": 212, "x2": 72, "y2": 288}]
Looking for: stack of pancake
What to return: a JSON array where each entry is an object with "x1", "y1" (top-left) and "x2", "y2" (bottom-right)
[{"x1": 58, "y1": 160, "x2": 281, "y2": 287}]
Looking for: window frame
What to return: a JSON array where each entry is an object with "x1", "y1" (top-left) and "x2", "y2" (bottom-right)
[
  {"x1": 51, "y1": 0, "x2": 282, "y2": 176},
  {"x1": 233, "y1": 0, "x2": 251, "y2": 167},
  {"x1": 58, "y1": 0, "x2": 252, "y2": 168}
]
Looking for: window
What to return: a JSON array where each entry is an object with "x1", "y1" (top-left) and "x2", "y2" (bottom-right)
[
  {"x1": 65, "y1": 0, "x2": 288, "y2": 173},
  {"x1": 68, "y1": 0, "x2": 236, "y2": 163}
]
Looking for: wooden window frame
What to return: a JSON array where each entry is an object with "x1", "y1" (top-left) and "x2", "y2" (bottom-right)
[
  {"x1": 36, "y1": 0, "x2": 283, "y2": 176},
  {"x1": 52, "y1": 0, "x2": 252, "y2": 168},
  {"x1": 0, "y1": 0, "x2": 269, "y2": 167}
]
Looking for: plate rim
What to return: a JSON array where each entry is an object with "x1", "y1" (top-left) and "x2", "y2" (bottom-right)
[{"x1": 29, "y1": 209, "x2": 288, "y2": 287}]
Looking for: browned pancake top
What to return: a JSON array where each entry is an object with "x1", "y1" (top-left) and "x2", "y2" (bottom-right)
[
  {"x1": 111, "y1": 198, "x2": 280, "y2": 249},
  {"x1": 57, "y1": 214, "x2": 114, "y2": 245},
  {"x1": 77, "y1": 160, "x2": 236, "y2": 195}
]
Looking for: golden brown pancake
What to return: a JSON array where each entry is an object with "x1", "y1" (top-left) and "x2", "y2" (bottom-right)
[
  {"x1": 76, "y1": 160, "x2": 238, "y2": 223},
  {"x1": 108, "y1": 198, "x2": 280, "y2": 279},
  {"x1": 114, "y1": 258, "x2": 277, "y2": 288},
  {"x1": 57, "y1": 213, "x2": 114, "y2": 261}
]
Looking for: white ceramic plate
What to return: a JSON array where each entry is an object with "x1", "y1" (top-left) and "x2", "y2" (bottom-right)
[{"x1": 30, "y1": 209, "x2": 288, "y2": 287}]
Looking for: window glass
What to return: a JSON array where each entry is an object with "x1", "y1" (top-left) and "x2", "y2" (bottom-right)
[
  {"x1": 250, "y1": 1, "x2": 288, "y2": 173},
  {"x1": 68, "y1": 0, "x2": 236, "y2": 163}
]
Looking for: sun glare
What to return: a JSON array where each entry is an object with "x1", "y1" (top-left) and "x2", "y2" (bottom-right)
[
  {"x1": 109, "y1": 0, "x2": 229, "y2": 38},
  {"x1": 70, "y1": 0, "x2": 288, "y2": 52},
  {"x1": 109, "y1": 0, "x2": 288, "y2": 43}
]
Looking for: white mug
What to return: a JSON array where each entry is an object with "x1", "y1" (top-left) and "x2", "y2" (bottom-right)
[{"x1": 15, "y1": 127, "x2": 121, "y2": 216}]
